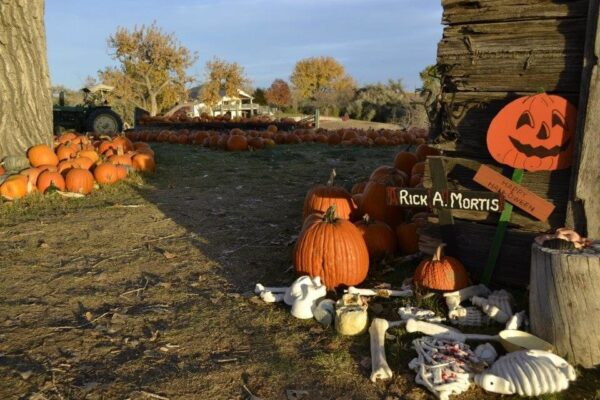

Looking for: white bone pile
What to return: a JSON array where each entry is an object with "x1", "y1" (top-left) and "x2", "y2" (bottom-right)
[
  {"x1": 408, "y1": 337, "x2": 486, "y2": 400},
  {"x1": 475, "y1": 350, "x2": 576, "y2": 396}
]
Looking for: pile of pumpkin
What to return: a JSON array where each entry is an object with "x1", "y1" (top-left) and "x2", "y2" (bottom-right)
[
  {"x1": 292, "y1": 144, "x2": 444, "y2": 289},
  {"x1": 127, "y1": 126, "x2": 429, "y2": 152},
  {"x1": 139, "y1": 113, "x2": 305, "y2": 128},
  {"x1": 0, "y1": 132, "x2": 155, "y2": 201}
]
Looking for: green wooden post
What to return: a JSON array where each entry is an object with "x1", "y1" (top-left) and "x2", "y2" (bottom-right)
[
  {"x1": 480, "y1": 168, "x2": 524, "y2": 284},
  {"x1": 315, "y1": 109, "x2": 320, "y2": 129}
]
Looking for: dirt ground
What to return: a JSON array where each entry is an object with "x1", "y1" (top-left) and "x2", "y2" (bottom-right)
[{"x1": 1, "y1": 143, "x2": 598, "y2": 400}]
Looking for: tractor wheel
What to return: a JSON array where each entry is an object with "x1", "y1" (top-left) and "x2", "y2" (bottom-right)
[{"x1": 85, "y1": 108, "x2": 123, "y2": 134}]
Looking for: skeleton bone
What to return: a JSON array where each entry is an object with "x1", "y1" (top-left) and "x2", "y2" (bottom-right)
[
  {"x1": 290, "y1": 279, "x2": 326, "y2": 319},
  {"x1": 369, "y1": 318, "x2": 403, "y2": 382},
  {"x1": 443, "y1": 284, "x2": 490, "y2": 310},
  {"x1": 336, "y1": 294, "x2": 369, "y2": 335},
  {"x1": 399, "y1": 306, "x2": 445, "y2": 323},
  {"x1": 254, "y1": 283, "x2": 288, "y2": 295},
  {"x1": 312, "y1": 299, "x2": 335, "y2": 327},
  {"x1": 448, "y1": 306, "x2": 488, "y2": 327},
  {"x1": 259, "y1": 290, "x2": 285, "y2": 303},
  {"x1": 347, "y1": 286, "x2": 412, "y2": 298},
  {"x1": 505, "y1": 310, "x2": 527, "y2": 330},
  {"x1": 487, "y1": 290, "x2": 513, "y2": 317},
  {"x1": 471, "y1": 296, "x2": 510, "y2": 324},
  {"x1": 405, "y1": 319, "x2": 498, "y2": 342},
  {"x1": 284, "y1": 276, "x2": 318, "y2": 305},
  {"x1": 474, "y1": 343, "x2": 498, "y2": 365}
]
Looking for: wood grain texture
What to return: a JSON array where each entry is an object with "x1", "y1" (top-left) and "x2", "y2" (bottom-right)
[
  {"x1": 423, "y1": 156, "x2": 570, "y2": 232},
  {"x1": 442, "y1": 0, "x2": 589, "y2": 25},
  {"x1": 530, "y1": 242, "x2": 600, "y2": 368},
  {"x1": 568, "y1": 0, "x2": 600, "y2": 238},
  {"x1": 0, "y1": 0, "x2": 53, "y2": 159}
]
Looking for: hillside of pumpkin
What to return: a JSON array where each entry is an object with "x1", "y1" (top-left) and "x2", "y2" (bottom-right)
[{"x1": 1, "y1": 143, "x2": 598, "y2": 400}]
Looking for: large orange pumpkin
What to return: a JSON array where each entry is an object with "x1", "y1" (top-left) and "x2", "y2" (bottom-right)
[
  {"x1": 361, "y1": 178, "x2": 404, "y2": 228},
  {"x1": 369, "y1": 166, "x2": 407, "y2": 187},
  {"x1": 486, "y1": 93, "x2": 577, "y2": 171},
  {"x1": 413, "y1": 244, "x2": 469, "y2": 291},
  {"x1": 20, "y1": 167, "x2": 42, "y2": 186},
  {"x1": 65, "y1": 168, "x2": 94, "y2": 194},
  {"x1": 94, "y1": 163, "x2": 119, "y2": 185},
  {"x1": 294, "y1": 206, "x2": 369, "y2": 289},
  {"x1": 0, "y1": 175, "x2": 29, "y2": 199},
  {"x1": 28, "y1": 144, "x2": 59, "y2": 167},
  {"x1": 37, "y1": 171, "x2": 66, "y2": 193},
  {"x1": 393, "y1": 151, "x2": 418, "y2": 176},
  {"x1": 227, "y1": 135, "x2": 248, "y2": 151},
  {"x1": 354, "y1": 214, "x2": 397, "y2": 258},
  {"x1": 302, "y1": 170, "x2": 357, "y2": 220},
  {"x1": 396, "y1": 222, "x2": 419, "y2": 254}
]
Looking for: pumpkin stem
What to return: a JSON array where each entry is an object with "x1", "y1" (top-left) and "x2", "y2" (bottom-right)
[
  {"x1": 327, "y1": 169, "x2": 337, "y2": 186},
  {"x1": 362, "y1": 214, "x2": 372, "y2": 225},
  {"x1": 323, "y1": 205, "x2": 338, "y2": 223},
  {"x1": 433, "y1": 243, "x2": 446, "y2": 262}
]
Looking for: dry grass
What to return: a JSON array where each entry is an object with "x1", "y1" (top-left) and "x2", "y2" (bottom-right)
[{"x1": 0, "y1": 143, "x2": 598, "y2": 400}]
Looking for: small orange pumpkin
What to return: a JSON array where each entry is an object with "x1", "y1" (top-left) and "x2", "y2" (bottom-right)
[
  {"x1": 65, "y1": 168, "x2": 94, "y2": 194},
  {"x1": 413, "y1": 244, "x2": 469, "y2": 291},
  {"x1": 303, "y1": 170, "x2": 357, "y2": 220},
  {"x1": 393, "y1": 151, "x2": 418, "y2": 176},
  {"x1": 28, "y1": 144, "x2": 59, "y2": 167},
  {"x1": 94, "y1": 163, "x2": 119, "y2": 185},
  {"x1": 227, "y1": 135, "x2": 248, "y2": 151},
  {"x1": 131, "y1": 153, "x2": 155, "y2": 172},
  {"x1": 0, "y1": 175, "x2": 29, "y2": 200},
  {"x1": 37, "y1": 171, "x2": 66, "y2": 193}
]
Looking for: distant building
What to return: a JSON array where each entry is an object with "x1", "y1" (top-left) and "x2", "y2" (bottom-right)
[{"x1": 190, "y1": 87, "x2": 261, "y2": 118}]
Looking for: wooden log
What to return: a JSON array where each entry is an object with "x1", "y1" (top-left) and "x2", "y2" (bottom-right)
[
  {"x1": 529, "y1": 241, "x2": 600, "y2": 368},
  {"x1": 423, "y1": 156, "x2": 569, "y2": 232},
  {"x1": 568, "y1": 0, "x2": 600, "y2": 238},
  {"x1": 421, "y1": 219, "x2": 535, "y2": 286},
  {"x1": 438, "y1": 19, "x2": 586, "y2": 93},
  {"x1": 442, "y1": 0, "x2": 589, "y2": 25}
]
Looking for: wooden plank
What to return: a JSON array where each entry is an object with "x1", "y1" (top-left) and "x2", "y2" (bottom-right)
[
  {"x1": 442, "y1": 0, "x2": 589, "y2": 25},
  {"x1": 438, "y1": 52, "x2": 583, "y2": 93},
  {"x1": 438, "y1": 19, "x2": 586, "y2": 93},
  {"x1": 431, "y1": 91, "x2": 580, "y2": 157},
  {"x1": 568, "y1": 0, "x2": 600, "y2": 238},
  {"x1": 422, "y1": 219, "x2": 535, "y2": 286},
  {"x1": 439, "y1": 19, "x2": 587, "y2": 57},
  {"x1": 423, "y1": 157, "x2": 570, "y2": 232}
]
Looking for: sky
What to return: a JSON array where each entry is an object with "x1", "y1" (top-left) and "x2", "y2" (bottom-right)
[{"x1": 45, "y1": 0, "x2": 443, "y2": 92}]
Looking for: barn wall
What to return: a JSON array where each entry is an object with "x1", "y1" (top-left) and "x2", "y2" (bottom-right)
[{"x1": 427, "y1": 0, "x2": 590, "y2": 285}]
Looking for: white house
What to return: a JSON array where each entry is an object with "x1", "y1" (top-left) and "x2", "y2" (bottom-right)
[{"x1": 191, "y1": 88, "x2": 259, "y2": 118}]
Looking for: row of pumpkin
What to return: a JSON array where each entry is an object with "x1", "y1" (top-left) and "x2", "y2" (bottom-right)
[
  {"x1": 0, "y1": 132, "x2": 156, "y2": 200},
  {"x1": 292, "y1": 144, "x2": 470, "y2": 292},
  {"x1": 125, "y1": 126, "x2": 429, "y2": 151}
]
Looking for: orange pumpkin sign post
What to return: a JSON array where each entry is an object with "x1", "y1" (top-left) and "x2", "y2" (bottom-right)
[
  {"x1": 480, "y1": 93, "x2": 576, "y2": 284},
  {"x1": 487, "y1": 93, "x2": 577, "y2": 172}
]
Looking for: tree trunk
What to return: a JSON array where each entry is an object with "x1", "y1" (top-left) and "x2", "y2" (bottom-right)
[
  {"x1": 0, "y1": 0, "x2": 53, "y2": 160},
  {"x1": 149, "y1": 93, "x2": 158, "y2": 116},
  {"x1": 530, "y1": 241, "x2": 600, "y2": 368}
]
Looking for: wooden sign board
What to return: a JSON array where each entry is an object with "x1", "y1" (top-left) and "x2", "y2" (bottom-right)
[
  {"x1": 386, "y1": 187, "x2": 504, "y2": 213},
  {"x1": 473, "y1": 165, "x2": 555, "y2": 221}
]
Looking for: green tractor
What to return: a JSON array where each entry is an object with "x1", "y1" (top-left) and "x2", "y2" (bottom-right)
[{"x1": 53, "y1": 84, "x2": 124, "y2": 135}]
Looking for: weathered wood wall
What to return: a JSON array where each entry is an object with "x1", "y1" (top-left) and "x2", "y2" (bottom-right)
[{"x1": 428, "y1": 0, "x2": 590, "y2": 284}]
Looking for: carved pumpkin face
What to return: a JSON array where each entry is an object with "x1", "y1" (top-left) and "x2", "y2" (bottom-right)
[{"x1": 487, "y1": 94, "x2": 577, "y2": 171}]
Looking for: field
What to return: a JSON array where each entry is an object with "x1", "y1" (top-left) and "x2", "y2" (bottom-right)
[{"x1": 1, "y1": 143, "x2": 598, "y2": 400}]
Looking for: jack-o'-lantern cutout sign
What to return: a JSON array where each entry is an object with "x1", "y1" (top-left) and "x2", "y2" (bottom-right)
[{"x1": 487, "y1": 93, "x2": 577, "y2": 171}]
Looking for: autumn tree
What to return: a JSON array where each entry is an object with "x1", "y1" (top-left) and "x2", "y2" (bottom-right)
[
  {"x1": 0, "y1": 0, "x2": 53, "y2": 161},
  {"x1": 100, "y1": 23, "x2": 196, "y2": 116},
  {"x1": 290, "y1": 56, "x2": 355, "y2": 115},
  {"x1": 265, "y1": 79, "x2": 292, "y2": 109},
  {"x1": 200, "y1": 58, "x2": 249, "y2": 107}
]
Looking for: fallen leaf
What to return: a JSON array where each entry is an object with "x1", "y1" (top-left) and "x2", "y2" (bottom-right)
[{"x1": 162, "y1": 251, "x2": 176, "y2": 259}]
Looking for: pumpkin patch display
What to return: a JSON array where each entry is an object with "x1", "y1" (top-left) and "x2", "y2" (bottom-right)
[
  {"x1": 302, "y1": 170, "x2": 357, "y2": 220},
  {"x1": 413, "y1": 244, "x2": 469, "y2": 291},
  {"x1": 486, "y1": 93, "x2": 577, "y2": 171},
  {"x1": 294, "y1": 205, "x2": 369, "y2": 289},
  {"x1": 1, "y1": 133, "x2": 156, "y2": 202}
]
